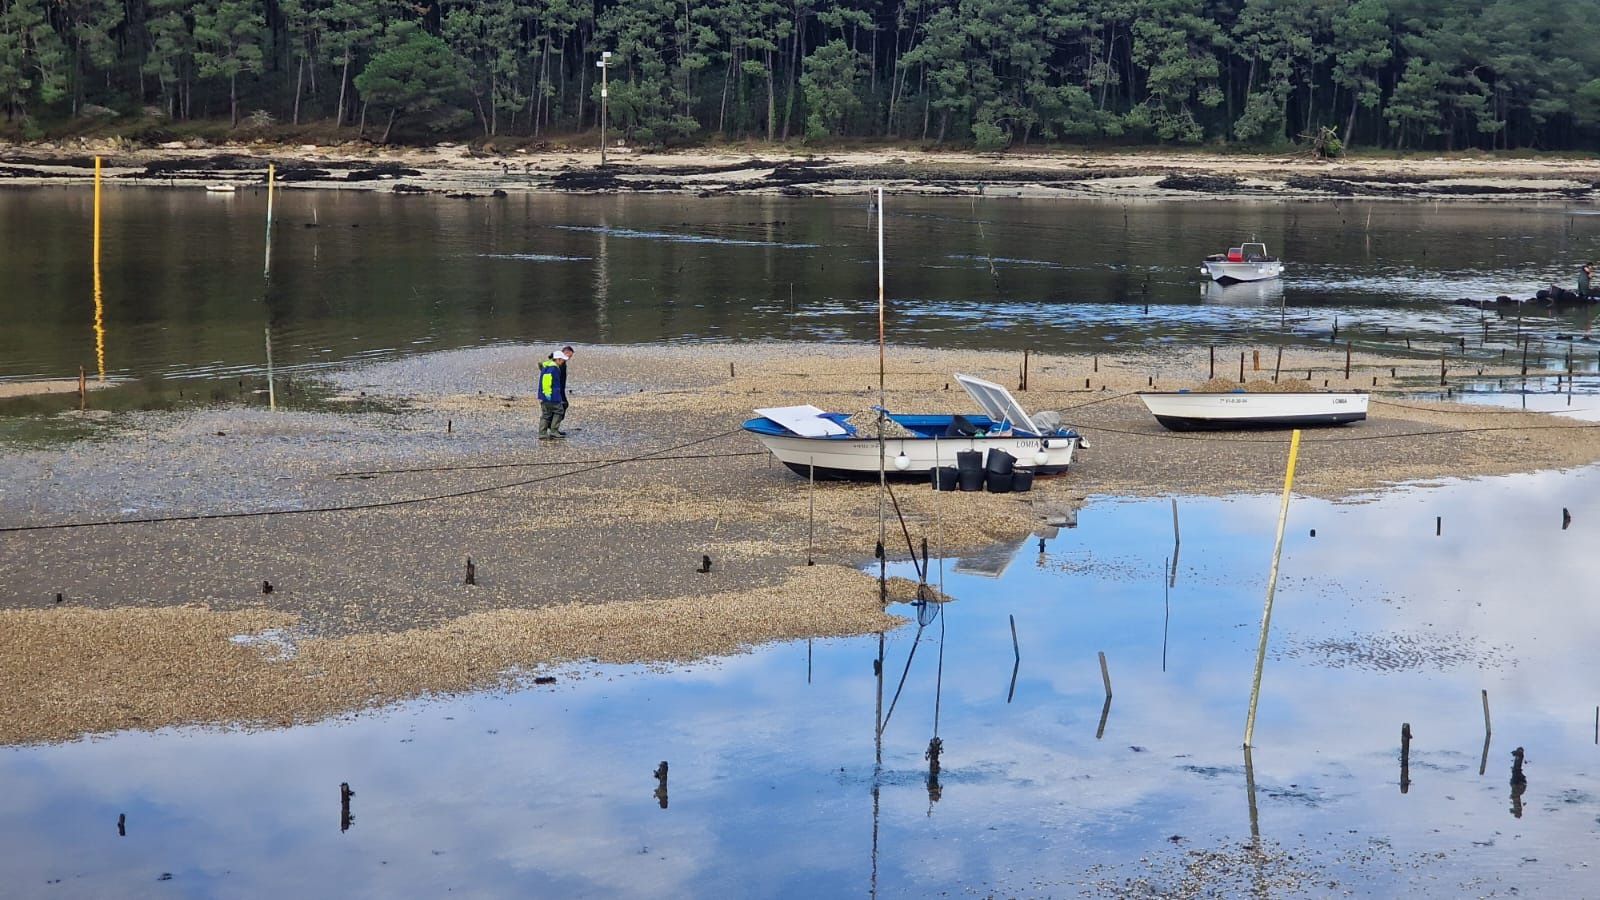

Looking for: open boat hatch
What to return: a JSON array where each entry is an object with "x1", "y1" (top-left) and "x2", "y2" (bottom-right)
[{"x1": 954, "y1": 373, "x2": 1042, "y2": 436}]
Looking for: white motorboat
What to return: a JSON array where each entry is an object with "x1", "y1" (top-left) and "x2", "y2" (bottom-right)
[
  {"x1": 743, "y1": 373, "x2": 1082, "y2": 480},
  {"x1": 1139, "y1": 390, "x2": 1367, "y2": 431},
  {"x1": 203, "y1": 183, "x2": 237, "y2": 193},
  {"x1": 1200, "y1": 242, "x2": 1284, "y2": 283}
]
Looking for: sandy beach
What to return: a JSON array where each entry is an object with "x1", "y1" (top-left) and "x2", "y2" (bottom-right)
[
  {"x1": 3, "y1": 340, "x2": 1599, "y2": 745},
  {"x1": 5, "y1": 141, "x2": 1600, "y2": 200}
]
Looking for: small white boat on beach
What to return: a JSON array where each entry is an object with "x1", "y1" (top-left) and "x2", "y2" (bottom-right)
[
  {"x1": 1200, "y1": 242, "x2": 1284, "y2": 284},
  {"x1": 1140, "y1": 390, "x2": 1367, "y2": 431},
  {"x1": 743, "y1": 373, "x2": 1083, "y2": 480},
  {"x1": 204, "y1": 183, "x2": 237, "y2": 193}
]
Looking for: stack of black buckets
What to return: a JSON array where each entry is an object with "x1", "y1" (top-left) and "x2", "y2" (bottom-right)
[{"x1": 934, "y1": 448, "x2": 1034, "y2": 494}]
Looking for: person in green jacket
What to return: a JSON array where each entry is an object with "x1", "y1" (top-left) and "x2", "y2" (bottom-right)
[{"x1": 537, "y1": 346, "x2": 574, "y2": 438}]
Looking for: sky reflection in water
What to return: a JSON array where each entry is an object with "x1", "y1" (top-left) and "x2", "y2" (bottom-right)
[{"x1": 4, "y1": 469, "x2": 1600, "y2": 897}]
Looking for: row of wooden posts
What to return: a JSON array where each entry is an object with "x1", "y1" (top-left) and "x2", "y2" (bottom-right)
[{"x1": 999, "y1": 327, "x2": 1596, "y2": 395}]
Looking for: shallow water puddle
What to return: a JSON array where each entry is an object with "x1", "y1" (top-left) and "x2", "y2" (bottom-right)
[
  {"x1": 4, "y1": 469, "x2": 1600, "y2": 896},
  {"x1": 1409, "y1": 375, "x2": 1600, "y2": 422}
]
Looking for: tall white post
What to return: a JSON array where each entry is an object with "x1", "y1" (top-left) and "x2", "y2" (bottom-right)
[{"x1": 597, "y1": 52, "x2": 612, "y2": 166}]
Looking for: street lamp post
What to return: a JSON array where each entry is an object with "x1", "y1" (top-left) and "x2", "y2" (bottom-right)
[{"x1": 596, "y1": 51, "x2": 612, "y2": 166}]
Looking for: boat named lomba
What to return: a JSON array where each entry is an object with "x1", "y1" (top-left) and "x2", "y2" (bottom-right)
[{"x1": 743, "y1": 373, "x2": 1083, "y2": 480}]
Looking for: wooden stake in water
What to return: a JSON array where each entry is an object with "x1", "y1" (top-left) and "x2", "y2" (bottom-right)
[
  {"x1": 1098, "y1": 651, "x2": 1112, "y2": 699},
  {"x1": 1244, "y1": 429, "x2": 1303, "y2": 749},
  {"x1": 1401, "y1": 722, "x2": 1412, "y2": 794},
  {"x1": 1171, "y1": 497, "x2": 1181, "y2": 548}
]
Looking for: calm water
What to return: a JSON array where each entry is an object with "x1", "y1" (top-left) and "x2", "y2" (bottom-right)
[
  {"x1": 4, "y1": 471, "x2": 1599, "y2": 897},
  {"x1": 5, "y1": 188, "x2": 1600, "y2": 386}
]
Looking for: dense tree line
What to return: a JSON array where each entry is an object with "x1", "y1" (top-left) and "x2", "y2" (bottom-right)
[{"x1": 2, "y1": 0, "x2": 1599, "y2": 150}]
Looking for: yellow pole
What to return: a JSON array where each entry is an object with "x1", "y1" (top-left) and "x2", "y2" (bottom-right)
[
  {"x1": 92, "y1": 156, "x2": 105, "y2": 381},
  {"x1": 1243, "y1": 428, "x2": 1302, "y2": 748}
]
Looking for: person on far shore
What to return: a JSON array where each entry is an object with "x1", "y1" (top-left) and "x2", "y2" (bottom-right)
[{"x1": 538, "y1": 346, "x2": 575, "y2": 438}]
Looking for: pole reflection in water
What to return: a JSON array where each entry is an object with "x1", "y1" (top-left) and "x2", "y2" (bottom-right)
[
  {"x1": 92, "y1": 156, "x2": 106, "y2": 381},
  {"x1": 869, "y1": 630, "x2": 883, "y2": 899},
  {"x1": 594, "y1": 217, "x2": 610, "y2": 340},
  {"x1": 926, "y1": 593, "x2": 946, "y2": 814},
  {"x1": 262, "y1": 164, "x2": 277, "y2": 410},
  {"x1": 1243, "y1": 746, "x2": 1261, "y2": 844},
  {"x1": 1162, "y1": 555, "x2": 1172, "y2": 673}
]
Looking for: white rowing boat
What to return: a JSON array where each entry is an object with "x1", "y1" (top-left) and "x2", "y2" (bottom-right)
[{"x1": 1139, "y1": 390, "x2": 1367, "y2": 431}]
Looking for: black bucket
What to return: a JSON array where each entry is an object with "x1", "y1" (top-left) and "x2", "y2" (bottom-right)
[
  {"x1": 985, "y1": 448, "x2": 1016, "y2": 476},
  {"x1": 1011, "y1": 469, "x2": 1035, "y2": 493},
  {"x1": 985, "y1": 471, "x2": 1014, "y2": 493},
  {"x1": 956, "y1": 450, "x2": 984, "y2": 491},
  {"x1": 933, "y1": 466, "x2": 959, "y2": 492}
]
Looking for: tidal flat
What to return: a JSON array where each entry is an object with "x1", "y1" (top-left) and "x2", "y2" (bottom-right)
[{"x1": 6, "y1": 190, "x2": 1600, "y2": 895}]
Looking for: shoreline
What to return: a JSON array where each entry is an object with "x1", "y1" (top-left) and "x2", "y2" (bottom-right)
[
  {"x1": 5, "y1": 143, "x2": 1600, "y2": 200},
  {"x1": 4, "y1": 340, "x2": 1600, "y2": 745}
]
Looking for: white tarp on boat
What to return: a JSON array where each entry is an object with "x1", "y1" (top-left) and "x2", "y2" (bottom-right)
[
  {"x1": 955, "y1": 373, "x2": 1040, "y2": 435},
  {"x1": 756, "y1": 405, "x2": 849, "y2": 437}
]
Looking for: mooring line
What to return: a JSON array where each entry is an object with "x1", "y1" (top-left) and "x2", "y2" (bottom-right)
[
  {"x1": 1370, "y1": 396, "x2": 1600, "y2": 416},
  {"x1": 332, "y1": 448, "x2": 765, "y2": 478},
  {"x1": 0, "y1": 429, "x2": 746, "y2": 535}
]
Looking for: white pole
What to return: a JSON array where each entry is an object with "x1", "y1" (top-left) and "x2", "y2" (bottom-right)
[
  {"x1": 265, "y1": 325, "x2": 276, "y2": 411},
  {"x1": 598, "y1": 52, "x2": 611, "y2": 166},
  {"x1": 263, "y1": 163, "x2": 275, "y2": 278},
  {"x1": 876, "y1": 187, "x2": 887, "y2": 597}
]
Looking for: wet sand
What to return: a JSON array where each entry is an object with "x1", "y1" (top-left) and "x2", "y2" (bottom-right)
[
  {"x1": 0, "y1": 378, "x2": 115, "y2": 400},
  {"x1": 4, "y1": 142, "x2": 1599, "y2": 201},
  {"x1": 3, "y1": 341, "x2": 1598, "y2": 744}
]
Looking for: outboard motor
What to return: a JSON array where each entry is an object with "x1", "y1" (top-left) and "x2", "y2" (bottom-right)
[{"x1": 1032, "y1": 410, "x2": 1063, "y2": 434}]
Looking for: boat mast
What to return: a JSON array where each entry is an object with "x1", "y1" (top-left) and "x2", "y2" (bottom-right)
[{"x1": 877, "y1": 187, "x2": 887, "y2": 601}]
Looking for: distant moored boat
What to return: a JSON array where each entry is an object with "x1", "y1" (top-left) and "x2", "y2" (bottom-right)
[{"x1": 1200, "y1": 242, "x2": 1284, "y2": 283}]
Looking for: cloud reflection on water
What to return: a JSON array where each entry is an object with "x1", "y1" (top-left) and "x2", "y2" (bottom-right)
[{"x1": 4, "y1": 470, "x2": 1600, "y2": 896}]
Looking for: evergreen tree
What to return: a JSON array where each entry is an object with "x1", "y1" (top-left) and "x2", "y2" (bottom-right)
[
  {"x1": 353, "y1": 29, "x2": 470, "y2": 141},
  {"x1": 0, "y1": 0, "x2": 68, "y2": 119},
  {"x1": 6, "y1": 0, "x2": 1600, "y2": 151},
  {"x1": 193, "y1": 0, "x2": 268, "y2": 126}
]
